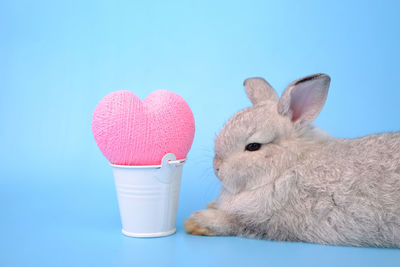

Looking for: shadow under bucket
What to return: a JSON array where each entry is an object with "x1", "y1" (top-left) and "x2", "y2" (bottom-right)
[{"x1": 111, "y1": 153, "x2": 185, "y2": 237}]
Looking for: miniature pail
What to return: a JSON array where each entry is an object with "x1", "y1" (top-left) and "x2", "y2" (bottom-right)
[{"x1": 111, "y1": 153, "x2": 184, "y2": 237}]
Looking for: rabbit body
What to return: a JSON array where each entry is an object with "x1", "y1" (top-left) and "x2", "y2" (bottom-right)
[{"x1": 185, "y1": 74, "x2": 400, "y2": 247}]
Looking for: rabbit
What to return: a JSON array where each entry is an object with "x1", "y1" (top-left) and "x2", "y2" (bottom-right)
[{"x1": 184, "y1": 74, "x2": 400, "y2": 247}]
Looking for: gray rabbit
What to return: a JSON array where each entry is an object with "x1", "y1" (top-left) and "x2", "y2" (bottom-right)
[{"x1": 185, "y1": 74, "x2": 400, "y2": 247}]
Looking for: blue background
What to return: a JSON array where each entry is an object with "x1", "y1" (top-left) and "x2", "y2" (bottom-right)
[{"x1": 1, "y1": 0, "x2": 400, "y2": 266}]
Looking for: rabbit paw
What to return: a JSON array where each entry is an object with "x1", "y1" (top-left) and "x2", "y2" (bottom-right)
[
  {"x1": 206, "y1": 201, "x2": 217, "y2": 209},
  {"x1": 184, "y1": 210, "x2": 216, "y2": 236},
  {"x1": 185, "y1": 209, "x2": 236, "y2": 236}
]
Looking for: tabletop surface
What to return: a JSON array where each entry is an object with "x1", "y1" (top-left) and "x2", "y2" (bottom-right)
[{"x1": 2, "y1": 169, "x2": 400, "y2": 267}]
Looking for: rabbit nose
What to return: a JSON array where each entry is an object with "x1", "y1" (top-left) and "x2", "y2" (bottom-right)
[{"x1": 213, "y1": 157, "x2": 222, "y2": 168}]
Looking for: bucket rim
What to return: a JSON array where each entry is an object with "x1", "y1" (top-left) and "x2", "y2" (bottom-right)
[{"x1": 110, "y1": 158, "x2": 186, "y2": 169}]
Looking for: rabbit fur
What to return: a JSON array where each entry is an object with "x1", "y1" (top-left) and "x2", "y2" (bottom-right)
[{"x1": 184, "y1": 74, "x2": 400, "y2": 247}]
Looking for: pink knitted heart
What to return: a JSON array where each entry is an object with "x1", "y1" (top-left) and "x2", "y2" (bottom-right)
[{"x1": 92, "y1": 90, "x2": 195, "y2": 166}]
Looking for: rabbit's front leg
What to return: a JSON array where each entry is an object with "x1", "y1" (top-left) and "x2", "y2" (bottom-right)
[{"x1": 184, "y1": 209, "x2": 237, "y2": 236}]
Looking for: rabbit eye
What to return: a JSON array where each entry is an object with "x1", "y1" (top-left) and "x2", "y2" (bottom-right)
[{"x1": 245, "y1": 143, "x2": 261, "y2": 151}]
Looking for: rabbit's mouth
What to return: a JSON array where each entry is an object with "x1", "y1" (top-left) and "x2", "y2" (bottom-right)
[
  {"x1": 214, "y1": 167, "x2": 221, "y2": 180},
  {"x1": 213, "y1": 157, "x2": 223, "y2": 179}
]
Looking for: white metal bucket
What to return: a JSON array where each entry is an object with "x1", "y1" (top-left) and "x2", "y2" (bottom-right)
[{"x1": 111, "y1": 153, "x2": 185, "y2": 237}]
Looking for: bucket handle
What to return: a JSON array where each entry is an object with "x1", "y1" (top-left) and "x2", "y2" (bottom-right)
[{"x1": 156, "y1": 153, "x2": 185, "y2": 184}]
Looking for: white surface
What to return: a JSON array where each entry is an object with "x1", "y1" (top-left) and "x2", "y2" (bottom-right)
[{"x1": 112, "y1": 153, "x2": 183, "y2": 238}]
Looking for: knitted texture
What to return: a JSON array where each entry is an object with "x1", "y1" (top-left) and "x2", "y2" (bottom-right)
[{"x1": 92, "y1": 90, "x2": 195, "y2": 166}]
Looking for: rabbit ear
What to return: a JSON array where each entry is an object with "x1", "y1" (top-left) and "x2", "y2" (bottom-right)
[
  {"x1": 244, "y1": 77, "x2": 279, "y2": 105},
  {"x1": 278, "y1": 74, "x2": 330, "y2": 124}
]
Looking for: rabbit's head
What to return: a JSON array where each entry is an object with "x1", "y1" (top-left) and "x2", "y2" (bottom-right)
[{"x1": 214, "y1": 74, "x2": 331, "y2": 194}]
